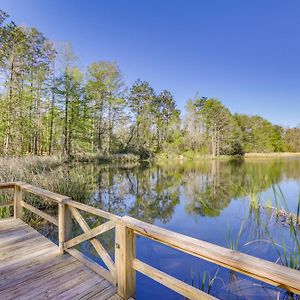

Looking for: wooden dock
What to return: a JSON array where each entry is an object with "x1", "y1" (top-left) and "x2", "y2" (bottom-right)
[
  {"x1": 1, "y1": 181, "x2": 300, "y2": 300},
  {"x1": 0, "y1": 218, "x2": 121, "y2": 300}
]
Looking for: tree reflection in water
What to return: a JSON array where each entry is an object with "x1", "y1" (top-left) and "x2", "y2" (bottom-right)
[{"x1": 1, "y1": 158, "x2": 300, "y2": 299}]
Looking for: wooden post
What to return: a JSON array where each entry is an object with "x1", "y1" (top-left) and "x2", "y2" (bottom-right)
[
  {"x1": 58, "y1": 202, "x2": 72, "y2": 254},
  {"x1": 115, "y1": 222, "x2": 136, "y2": 299},
  {"x1": 14, "y1": 184, "x2": 22, "y2": 219}
]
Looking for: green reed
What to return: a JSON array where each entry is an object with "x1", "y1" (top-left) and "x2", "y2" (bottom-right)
[
  {"x1": 226, "y1": 220, "x2": 245, "y2": 251},
  {"x1": 191, "y1": 267, "x2": 220, "y2": 295}
]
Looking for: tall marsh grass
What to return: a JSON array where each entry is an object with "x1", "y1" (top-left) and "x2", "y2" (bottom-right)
[
  {"x1": 0, "y1": 156, "x2": 96, "y2": 201},
  {"x1": 0, "y1": 156, "x2": 64, "y2": 182},
  {"x1": 225, "y1": 180, "x2": 300, "y2": 299}
]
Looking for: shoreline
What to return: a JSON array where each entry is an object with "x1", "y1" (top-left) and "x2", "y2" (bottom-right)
[
  {"x1": 154, "y1": 152, "x2": 300, "y2": 162},
  {"x1": 244, "y1": 152, "x2": 300, "y2": 158},
  {"x1": 1, "y1": 152, "x2": 300, "y2": 166}
]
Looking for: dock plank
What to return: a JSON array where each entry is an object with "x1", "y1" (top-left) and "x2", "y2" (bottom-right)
[{"x1": 0, "y1": 218, "x2": 122, "y2": 300}]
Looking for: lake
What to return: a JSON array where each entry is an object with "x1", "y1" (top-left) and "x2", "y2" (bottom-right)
[{"x1": 1, "y1": 157, "x2": 300, "y2": 299}]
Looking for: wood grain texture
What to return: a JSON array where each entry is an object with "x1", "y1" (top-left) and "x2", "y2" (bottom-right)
[
  {"x1": 0, "y1": 201, "x2": 14, "y2": 209},
  {"x1": 21, "y1": 200, "x2": 58, "y2": 226},
  {"x1": 64, "y1": 220, "x2": 115, "y2": 249},
  {"x1": 13, "y1": 185, "x2": 22, "y2": 219},
  {"x1": 65, "y1": 199, "x2": 121, "y2": 221},
  {"x1": 58, "y1": 202, "x2": 72, "y2": 254},
  {"x1": 0, "y1": 218, "x2": 119, "y2": 300},
  {"x1": 122, "y1": 215, "x2": 300, "y2": 295},
  {"x1": 69, "y1": 206, "x2": 116, "y2": 281},
  {"x1": 0, "y1": 182, "x2": 15, "y2": 189},
  {"x1": 133, "y1": 259, "x2": 215, "y2": 300},
  {"x1": 66, "y1": 248, "x2": 114, "y2": 283},
  {"x1": 15, "y1": 181, "x2": 70, "y2": 203},
  {"x1": 115, "y1": 222, "x2": 136, "y2": 300}
]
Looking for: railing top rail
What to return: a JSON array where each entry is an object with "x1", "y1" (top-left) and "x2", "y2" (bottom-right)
[
  {"x1": 121, "y1": 215, "x2": 300, "y2": 295},
  {"x1": 0, "y1": 182, "x2": 15, "y2": 189},
  {"x1": 65, "y1": 199, "x2": 121, "y2": 221},
  {"x1": 15, "y1": 182, "x2": 70, "y2": 203}
]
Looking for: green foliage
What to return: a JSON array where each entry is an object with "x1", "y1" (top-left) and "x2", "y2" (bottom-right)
[
  {"x1": 234, "y1": 114, "x2": 284, "y2": 153},
  {"x1": 191, "y1": 268, "x2": 219, "y2": 295},
  {"x1": 0, "y1": 9, "x2": 298, "y2": 159},
  {"x1": 184, "y1": 97, "x2": 244, "y2": 157},
  {"x1": 284, "y1": 127, "x2": 300, "y2": 152},
  {"x1": 226, "y1": 220, "x2": 245, "y2": 251},
  {"x1": 85, "y1": 61, "x2": 126, "y2": 155}
]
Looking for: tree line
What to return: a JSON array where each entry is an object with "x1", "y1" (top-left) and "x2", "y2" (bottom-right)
[{"x1": 0, "y1": 10, "x2": 299, "y2": 159}]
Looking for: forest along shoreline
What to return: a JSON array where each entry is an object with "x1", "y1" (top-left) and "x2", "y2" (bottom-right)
[
  {"x1": 1, "y1": 10, "x2": 300, "y2": 161},
  {"x1": 2, "y1": 151, "x2": 300, "y2": 168}
]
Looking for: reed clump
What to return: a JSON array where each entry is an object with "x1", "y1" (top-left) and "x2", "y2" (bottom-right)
[
  {"x1": 74, "y1": 153, "x2": 140, "y2": 164},
  {"x1": 0, "y1": 156, "x2": 92, "y2": 207},
  {"x1": 0, "y1": 156, "x2": 64, "y2": 183}
]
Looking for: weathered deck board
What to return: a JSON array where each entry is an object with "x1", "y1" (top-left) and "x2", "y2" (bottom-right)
[{"x1": 0, "y1": 218, "x2": 122, "y2": 300}]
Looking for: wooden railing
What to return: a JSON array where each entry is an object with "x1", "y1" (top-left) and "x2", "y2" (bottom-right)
[
  {"x1": 62, "y1": 199, "x2": 120, "y2": 284},
  {"x1": 1, "y1": 182, "x2": 300, "y2": 300}
]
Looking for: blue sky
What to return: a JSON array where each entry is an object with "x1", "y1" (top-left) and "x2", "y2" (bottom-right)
[{"x1": 1, "y1": 0, "x2": 300, "y2": 126}]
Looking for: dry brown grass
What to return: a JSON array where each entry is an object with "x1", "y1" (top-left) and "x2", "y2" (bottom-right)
[{"x1": 244, "y1": 152, "x2": 300, "y2": 158}]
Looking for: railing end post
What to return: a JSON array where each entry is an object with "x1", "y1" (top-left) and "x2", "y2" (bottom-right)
[
  {"x1": 58, "y1": 201, "x2": 72, "y2": 254},
  {"x1": 115, "y1": 220, "x2": 136, "y2": 299},
  {"x1": 13, "y1": 184, "x2": 22, "y2": 219}
]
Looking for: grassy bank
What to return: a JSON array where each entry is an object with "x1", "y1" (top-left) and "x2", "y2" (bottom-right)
[
  {"x1": 73, "y1": 153, "x2": 140, "y2": 163},
  {"x1": 0, "y1": 154, "x2": 140, "y2": 202},
  {"x1": 1, "y1": 151, "x2": 300, "y2": 177},
  {"x1": 155, "y1": 151, "x2": 300, "y2": 163},
  {"x1": 0, "y1": 153, "x2": 140, "y2": 180},
  {"x1": 154, "y1": 152, "x2": 236, "y2": 162},
  {"x1": 244, "y1": 152, "x2": 300, "y2": 158},
  {"x1": 0, "y1": 156, "x2": 65, "y2": 182}
]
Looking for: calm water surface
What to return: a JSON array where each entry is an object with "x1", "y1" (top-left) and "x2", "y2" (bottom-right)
[{"x1": 5, "y1": 158, "x2": 300, "y2": 299}]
